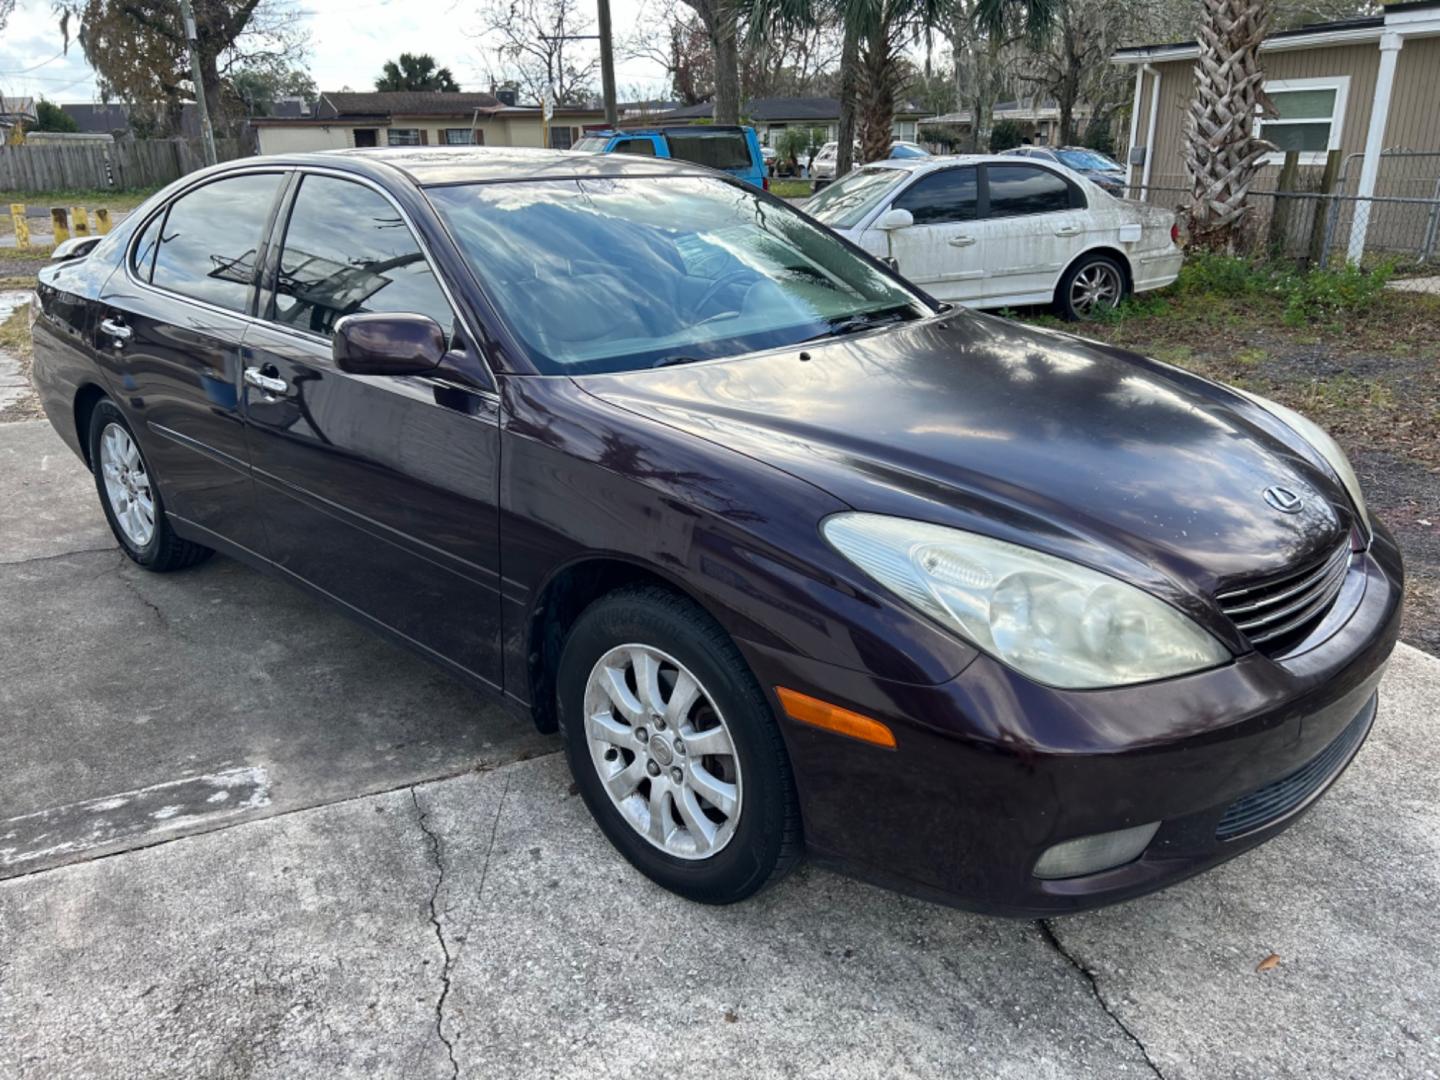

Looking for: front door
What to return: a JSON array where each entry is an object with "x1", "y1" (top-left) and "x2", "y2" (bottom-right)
[
  {"x1": 96, "y1": 170, "x2": 288, "y2": 555},
  {"x1": 240, "y1": 172, "x2": 505, "y2": 688},
  {"x1": 862, "y1": 165, "x2": 988, "y2": 305},
  {"x1": 979, "y1": 163, "x2": 1089, "y2": 305}
]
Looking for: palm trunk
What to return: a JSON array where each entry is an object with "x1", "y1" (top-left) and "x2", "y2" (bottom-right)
[
  {"x1": 710, "y1": 20, "x2": 741, "y2": 124},
  {"x1": 1185, "y1": 0, "x2": 1274, "y2": 251},
  {"x1": 857, "y1": 27, "x2": 896, "y2": 164},
  {"x1": 835, "y1": 18, "x2": 861, "y2": 179},
  {"x1": 972, "y1": 38, "x2": 994, "y2": 152}
]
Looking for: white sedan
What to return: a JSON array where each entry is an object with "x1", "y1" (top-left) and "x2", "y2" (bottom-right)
[{"x1": 803, "y1": 155, "x2": 1183, "y2": 319}]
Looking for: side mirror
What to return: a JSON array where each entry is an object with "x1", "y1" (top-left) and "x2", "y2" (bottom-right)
[
  {"x1": 875, "y1": 207, "x2": 914, "y2": 231},
  {"x1": 333, "y1": 313, "x2": 447, "y2": 377}
]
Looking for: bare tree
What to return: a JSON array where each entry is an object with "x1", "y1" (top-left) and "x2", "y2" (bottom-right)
[
  {"x1": 473, "y1": 0, "x2": 600, "y2": 106},
  {"x1": 1184, "y1": 0, "x2": 1274, "y2": 249},
  {"x1": 1011, "y1": 0, "x2": 1134, "y2": 145}
]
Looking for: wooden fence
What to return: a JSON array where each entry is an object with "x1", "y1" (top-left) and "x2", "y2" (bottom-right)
[{"x1": 0, "y1": 138, "x2": 251, "y2": 193}]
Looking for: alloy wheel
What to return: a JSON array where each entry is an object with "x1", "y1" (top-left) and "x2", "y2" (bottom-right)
[
  {"x1": 1070, "y1": 262, "x2": 1122, "y2": 315},
  {"x1": 99, "y1": 423, "x2": 155, "y2": 548},
  {"x1": 583, "y1": 643, "x2": 743, "y2": 860}
]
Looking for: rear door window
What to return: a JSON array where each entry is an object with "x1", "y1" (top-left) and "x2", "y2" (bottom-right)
[
  {"x1": 985, "y1": 164, "x2": 1077, "y2": 218},
  {"x1": 269, "y1": 174, "x2": 454, "y2": 340},
  {"x1": 149, "y1": 172, "x2": 284, "y2": 312},
  {"x1": 663, "y1": 130, "x2": 752, "y2": 170},
  {"x1": 893, "y1": 167, "x2": 979, "y2": 225},
  {"x1": 612, "y1": 138, "x2": 657, "y2": 156}
]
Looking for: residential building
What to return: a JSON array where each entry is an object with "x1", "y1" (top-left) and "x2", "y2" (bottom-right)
[
  {"x1": 252, "y1": 91, "x2": 606, "y2": 154},
  {"x1": 917, "y1": 100, "x2": 1098, "y2": 148},
  {"x1": 634, "y1": 97, "x2": 931, "y2": 145},
  {"x1": 1112, "y1": 0, "x2": 1440, "y2": 260},
  {"x1": 0, "y1": 95, "x2": 38, "y2": 140}
]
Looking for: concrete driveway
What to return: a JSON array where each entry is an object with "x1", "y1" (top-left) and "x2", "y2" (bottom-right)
[{"x1": 1, "y1": 418, "x2": 1437, "y2": 1079}]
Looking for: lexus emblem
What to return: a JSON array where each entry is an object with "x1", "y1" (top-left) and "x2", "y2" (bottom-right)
[{"x1": 1263, "y1": 485, "x2": 1304, "y2": 514}]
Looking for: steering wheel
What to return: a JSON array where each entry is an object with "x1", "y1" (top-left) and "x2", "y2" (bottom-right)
[{"x1": 693, "y1": 270, "x2": 755, "y2": 318}]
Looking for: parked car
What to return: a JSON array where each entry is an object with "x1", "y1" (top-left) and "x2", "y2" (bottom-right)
[
  {"x1": 810, "y1": 140, "x2": 929, "y2": 187},
  {"x1": 572, "y1": 125, "x2": 768, "y2": 190},
  {"x1": 1006, "y1": 145, "x2": 1128, "y2": 195},
  {"x1": 31, "y1": 149, "x2": 1400, "y2": 916},
  {"x1": 760, "y1": 145, "x2": 777, "y2": 175},
  {"x1": 804, "y1": 154, "x2": 1181, "y2": 319}
]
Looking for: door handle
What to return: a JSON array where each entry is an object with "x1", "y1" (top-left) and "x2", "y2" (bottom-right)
[
  {"x1": 1053, "y1": 226, "x2": 1083, "y2": 237},
  {"x1": 99, "y1": 318, "x2": 131, "y2": 347},
  {"x1": 243, "y1": 366, "x2": 288, "y2": 395},
  {"x1": 948, "y1": 235, "x2": 977, "y2": 247}
]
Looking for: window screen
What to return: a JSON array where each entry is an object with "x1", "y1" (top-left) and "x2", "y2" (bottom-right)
[
  {"x1": 893, "y1": 167, "x2": 979, "y2": 225},
  {"x1": 149, "y1": 173, "x2": 283, "y2": 312},
  {"x1": 270, "y1": 175, "x2": 453, "y2": 340},
  {"x1": 985, "y1": 165, "x2": 1074, "y2": 218},
  {"x1": 1260, "y1": 88, "x2": 1338, "y2": 153}
]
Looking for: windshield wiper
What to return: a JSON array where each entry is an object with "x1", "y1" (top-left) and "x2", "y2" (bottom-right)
[
  {"x1": 652, "y1": 355, "x2": 704, "y2": 368},
  {"x1": 802, "y1": 306, "x2": 918, "y2": 343}
]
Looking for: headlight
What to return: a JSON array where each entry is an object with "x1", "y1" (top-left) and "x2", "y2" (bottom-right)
[
  {"x1": 823, "y1": 514, "x2": 1230, "y2": 689},
  {"x1": 1236, "y1": 389, "x2": 1369, "y2": 536}
]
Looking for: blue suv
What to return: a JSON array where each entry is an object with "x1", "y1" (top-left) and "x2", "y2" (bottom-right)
[{"x1": 572, "y1": 125, "x2": 769, "y2": 191}]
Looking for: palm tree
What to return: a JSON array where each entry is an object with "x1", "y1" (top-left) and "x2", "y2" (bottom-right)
[
  {"x1": 1183, "y1": 0, "x2": 1274, "y2": 250},
  {"x1": 375, "y1": 53, "x2": 461, "y2": 93}
]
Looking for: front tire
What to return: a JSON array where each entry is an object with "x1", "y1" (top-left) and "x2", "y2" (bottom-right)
[
  {"x1": 1055, "y1": 253, "x2": 1128, "y2": 320},
  {"x1": 88, "y1": 399, "x2": 213, "y2": 572},
  {"x1": 557, "y1": 585, "x2": 802, "y2": 904}
]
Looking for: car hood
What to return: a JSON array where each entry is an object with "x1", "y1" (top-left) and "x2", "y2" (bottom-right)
[{"x1": 574, "y1": 313, "x2": 1352, "y2": 612}]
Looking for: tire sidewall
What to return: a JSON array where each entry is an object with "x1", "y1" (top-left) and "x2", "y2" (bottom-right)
[
  {"x1": 89, "y1": 400, "x2": 162, "y2": 564},
  {"x1": 1058, "y1": 254, "x2": 1127, "y2": 321},
  {"x1": 557, "y1": 590, "x2": 793, "y2": 902}
]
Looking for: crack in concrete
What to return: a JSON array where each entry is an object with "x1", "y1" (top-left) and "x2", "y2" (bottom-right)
[
  {"x1": 1, "y1": 545, "x2": 117, "y2": 567},
  {"x1": 1038, "y1": 919, "x2": 1165, "y2": 1080},
  {"x1": 411, "y1": 788, "x2": 460, "y2": 1080},
  {"x1": 114, "y1": 556, "x2": 169, "y2": 629}
]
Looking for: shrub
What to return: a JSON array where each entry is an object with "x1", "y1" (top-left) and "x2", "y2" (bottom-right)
[
  {"x1": 989, "y1": 119, "x2": 1025, "y2": 153},
  {"x1": 1175, "y1": 253, "x2": 1393, "y2": 324}
]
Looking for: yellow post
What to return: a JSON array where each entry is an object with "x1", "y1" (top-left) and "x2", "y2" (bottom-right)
[
  {"x1": 71, "y1": 207, "x2": 90, "y2": 236},
  {"x1": 95, "y1": 208, "x2": 111, "y2": 235},
  {"x1": 8, "y1": 204, "x2": 28, "y2": 250},
  {"x1": 50, "y1": 207, "x2": 70, "y2": 244}
]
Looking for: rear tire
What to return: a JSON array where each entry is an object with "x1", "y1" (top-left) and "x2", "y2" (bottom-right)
[
  {"x1": 88, "y1": 399, "x2": 213, "y2": 573},
  {"x1": 557, "y1": 585, "x2": 802, "y2": 904},
  {"x1": 1055, "y1": 253, "x2": 1128, "y2": 320}
]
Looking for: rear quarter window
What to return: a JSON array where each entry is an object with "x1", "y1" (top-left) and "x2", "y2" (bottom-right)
[{"x1": 663, "y1": 131, "x2": 753, "y2": 170}]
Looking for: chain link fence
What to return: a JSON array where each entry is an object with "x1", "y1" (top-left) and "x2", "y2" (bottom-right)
[{"x1": 1130, "y1": 150, "x2": 1440, "y2": 269}]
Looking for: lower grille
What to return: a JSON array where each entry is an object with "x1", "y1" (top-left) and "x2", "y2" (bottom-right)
[
  {"x1": 1216, "y1": 541, "x2": 1352, "y2": 653},
  {"x1": 1215, "y1": 697, "x2": 1375, "y2": 841}
]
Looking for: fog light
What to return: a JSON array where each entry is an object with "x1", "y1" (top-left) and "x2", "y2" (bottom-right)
[{"x1": 1033, "y1": 822, "x2": 1160, "y2": 880}]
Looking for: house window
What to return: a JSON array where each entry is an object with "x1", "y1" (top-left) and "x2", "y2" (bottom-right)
[
  {"x1": 387, "y1": 128, "x2": 422, "y2": 146},
  {"x1": 442, "y1": 128, "x2": 478, "y2": 145},
  {"x1": 1259, "y1": 77, "x2": 1348, "y2": 165},
  {"x1": 548, "y1": 126, "x2": 575, "y2": 150}
]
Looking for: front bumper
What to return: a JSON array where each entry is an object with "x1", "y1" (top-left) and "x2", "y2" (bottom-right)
[{"x1": 739, "y1": 522, "x2": 1404, "y2": 917}]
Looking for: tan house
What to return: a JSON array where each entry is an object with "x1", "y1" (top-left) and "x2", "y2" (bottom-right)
[
  {"x1": 1113, "y1": 0, "x2": 1440, "y2": 261},
  {"x1": 252, "y1": 91, "x2": 605, "y2": 155}
]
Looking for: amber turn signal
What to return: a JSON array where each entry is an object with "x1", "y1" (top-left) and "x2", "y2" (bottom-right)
[{"x1": 775, "y1": 687, "x2": 897, "y2": 749}]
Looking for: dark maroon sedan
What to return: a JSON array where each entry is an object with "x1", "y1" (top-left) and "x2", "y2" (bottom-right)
[{"x1": 30, "y1": 149, "x2": 1401, "y2": 915}]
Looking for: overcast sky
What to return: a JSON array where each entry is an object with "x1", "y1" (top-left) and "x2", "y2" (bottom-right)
[{"x1": 0, "y1": 0, "x2": 673, "y2": 106}]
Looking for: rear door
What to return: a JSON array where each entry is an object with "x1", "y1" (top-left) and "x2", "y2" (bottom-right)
[
  {"x1": 95, "y1": 169, "x2": 288, "y2": 554},
  {"x1": 862, "y1": 165, "x2": 987, "y2": 304},
  {"x1": 979, "y1": 162, "x2": 1089, "y2": 305},
  {"x1": 240, "y1": 171, "x2": 505, "y2": 687}
]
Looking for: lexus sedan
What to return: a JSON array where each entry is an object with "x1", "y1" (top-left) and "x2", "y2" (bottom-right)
[
  {"x1": 31, "y1": 148, "x2": 1400, "y2": 916},
  {"x1": 804, "y1": 155, "x2": 1181, "y2": 319}
]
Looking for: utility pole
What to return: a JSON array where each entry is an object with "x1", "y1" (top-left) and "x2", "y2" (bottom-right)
[
  {"x1": 596, "y1": 0, "x2": 618, "y2": 127},
  {"x1": 178, "y1": 0, "x2": 218, "y2": 166}
]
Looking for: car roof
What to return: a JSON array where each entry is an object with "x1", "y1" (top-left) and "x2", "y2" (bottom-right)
[
  {"x1": 225, "y1": 146, "x2": 715, "y2": 186},
  {"x1": 583, "y1": 125, "x2": 751, "y2": 137}
]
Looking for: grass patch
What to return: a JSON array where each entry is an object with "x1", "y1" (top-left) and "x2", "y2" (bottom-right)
[
  {"x1": 0, "y1": 303, "x2": 31, "y2": 356},
  {"x1": 769, "y1": 178, "x2": 811, "y2": 199}
]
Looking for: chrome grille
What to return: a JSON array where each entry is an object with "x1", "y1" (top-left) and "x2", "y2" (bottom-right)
[{"x1": 1216, "y1": 541, "x2": 1352, "y2": 651}]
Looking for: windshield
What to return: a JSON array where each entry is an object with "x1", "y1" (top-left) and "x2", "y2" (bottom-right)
[
  {"x1": 427, "y1": 176, "x2": 927, "y2": 375},
  {"x1": 1056, "y1": 148, "x2": 1121, "y2": 172},
  {"x1": 572, "y1": 136, "x2": 609, "y2": 153},
  {"x1": 803, "y1": 165, "x2": 907, "y2": 229}
]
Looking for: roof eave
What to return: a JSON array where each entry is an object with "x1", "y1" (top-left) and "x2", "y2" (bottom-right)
[{"x1": 1112, "y1": 22, "x2": 1386, "y2": 63}]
